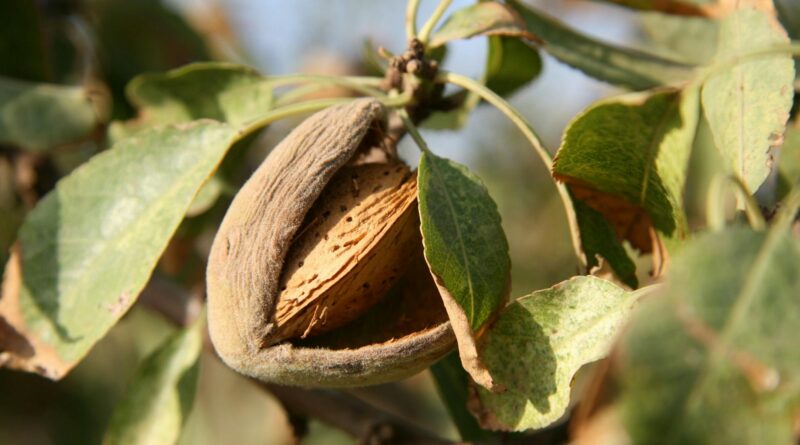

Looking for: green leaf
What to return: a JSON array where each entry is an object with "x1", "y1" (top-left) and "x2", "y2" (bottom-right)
[
  {"x1": 110, "y1": 62, "x2": 272, "y2": 142},
  {"x1": 640, "y1": 13, "x2": 719, "y2": 65},
  {"x1": 430, "y1": 352, "x2": 497, "y2": 443},
  {"x1": 618, "y1": 226, "x2": 800, "y2": 444},
  {"x1": 0, "y1": 121, "x2": 237, "y2": 379},
  {"x1": 418, "y1": 151, "x2": 510, "y2": 389},
  {"x1": 701, "y1": 8, "x2": 794, "y2": 194},
  {"x1": 554, "y1": 87, "x2": 700, "y2": 252},
  {"x1": 419, "y1": 152, "x2": 510, "y2": 330},
  {"x1": 104, "y1": 315, "x2": 203, "y2": 445},
  {"x1": 471, "y1": 276, "x2": 638, "y2": 431},
  {"x1": 507, "y1": 0, "x2": 695, "y2": 90},
  {"x1": 485, "y1": 36, "x2": 541, "y2": 97},
  {"x1": 429, "y1": 2, "x2": 530, "y2": 48},
  {"x1": 571, "y1": 193, "x2": 638, "y2": 288},
  {"x1": 0, "y1": 77, "x2": 103, "y2": 151}
]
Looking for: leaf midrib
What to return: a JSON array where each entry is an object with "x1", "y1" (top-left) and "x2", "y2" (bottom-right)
[
  {"x1": 426, "y1": 154, "x2": 478, "y2": 326},
  {"x1": 24, "y1": 125, "x2": 233, "y2": 356}
]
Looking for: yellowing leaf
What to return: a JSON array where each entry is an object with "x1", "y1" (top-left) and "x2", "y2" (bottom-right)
[{"x1": 701, "y1": 8, "x2": 794, "y2": 193}]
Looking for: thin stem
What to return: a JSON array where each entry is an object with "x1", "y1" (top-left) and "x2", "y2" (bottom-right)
[
  {"x1": 732, "y1": 176, "x2": 766, "y2": 231},
  {"x1": 706, "y1": 174, "x2": 766, "y2": 232},
  {"x1": 405, "y1": 0, "x2": 422, "y2": 40},
  {"x1": 266, "y1": 74, "x2": 386, "y2": 99},
  {"x1": 398, "y1": 109, "x2": 431, "y2": 154},
  {"x1": 237, "y1": 98, "x2": 352, "y2": 141},
  {"x1": 274, "y1": 83, "x2": 342, "y2": 107},
  {"x1": 238, "y1": 93, "x2": 413, "y2": 142},
  {"x1": 437, "y1": 70, "x2": 585, "y2": 266},
  {"x1": 418, "y1": 0, "x2": 453, "y2": 45}
]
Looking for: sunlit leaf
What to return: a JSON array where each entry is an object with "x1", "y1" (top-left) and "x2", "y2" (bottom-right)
[
  {"x1": 110, "y1": 62, "x2": 272, "y2": 142},
  {"x1": 554, "y1": 87, "x2": 700, "y2": 261},
  {"x1": 701, "y1": 8, "x2": 794, "y2": 193},
  {"x1": 418, "y1": 151, "x2": 510, "y2": 389},
  {"x1": 429, "y1": 2, "x2": 530, "y2": 48},
  {"x1": 103, "y1": 315, "x2": 203, "y2": 445},
  {"x1": 0, "y1": 121, "x2": 237, "y2": 379},
  {"x1": 0, "y1": 77, "x2": 104, "y2": 151},
  {"x1": 471, "y1": 276, "x2": 639, "y2": 431},
  {"x1": 508, "y1": 0, "x2": 694, "y2": 89},
  {"x1": 618, "y1": 227, "x2": 800, "y2": 444}
]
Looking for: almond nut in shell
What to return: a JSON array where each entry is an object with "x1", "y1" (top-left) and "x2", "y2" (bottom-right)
[{"x1": 206, "y1": 98, "x2": 454, "y2": 387}]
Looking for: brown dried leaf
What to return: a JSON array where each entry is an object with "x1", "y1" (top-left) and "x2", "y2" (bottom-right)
[
  {"x1": 0, "y1": 245, "x2": 68, "y2": 379},
  {"x1": 429, "y1": 270, "x2": 505, "y2": 393},
  {"x1": 565, "y1": 181, "x2": 668, "y2": 276}
]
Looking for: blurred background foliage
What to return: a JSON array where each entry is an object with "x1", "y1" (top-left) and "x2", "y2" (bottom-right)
[{"x1": 0, "y1": 0, "x2": 795, "y2": 444}]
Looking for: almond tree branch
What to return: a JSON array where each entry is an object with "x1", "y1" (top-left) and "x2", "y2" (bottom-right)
[
  {"x1": 136, "y1": 284, "x2": 465, "y2": 445},
  {"x1": 261, "y1": 382, "x2": 465, "y2": 445}
]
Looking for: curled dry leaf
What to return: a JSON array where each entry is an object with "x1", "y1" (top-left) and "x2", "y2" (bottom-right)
[{"x1": 206, "y1": 99, "x2": 455, "y2": 387}]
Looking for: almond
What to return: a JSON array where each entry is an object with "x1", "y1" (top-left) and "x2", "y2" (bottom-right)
[
  {"x1": 273, "y1": 162, "x2": 419, "y2": 341},
  {"x1": 206, "y1": 99, "x2": 454, "y2": 387}
]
